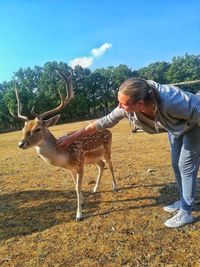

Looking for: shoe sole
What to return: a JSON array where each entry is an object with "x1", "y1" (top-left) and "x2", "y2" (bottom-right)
[{"x1": 165, "y1": 218, "x2": 193, "y2": 228}]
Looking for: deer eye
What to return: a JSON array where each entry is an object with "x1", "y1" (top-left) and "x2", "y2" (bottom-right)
[{"x1": 35, "y1": 128, "x2": 41, "y2": 133}]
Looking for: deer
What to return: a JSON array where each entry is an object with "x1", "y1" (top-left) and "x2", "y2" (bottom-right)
[{"x1": 10, "y1": 70, "x2": 117, "y2": 221}]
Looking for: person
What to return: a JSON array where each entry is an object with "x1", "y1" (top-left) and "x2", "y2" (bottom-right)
[{"x1": 56, "y1": 78, "x2": 200, "y2": 228}]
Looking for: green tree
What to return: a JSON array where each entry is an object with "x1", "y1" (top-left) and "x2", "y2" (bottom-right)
[
  {"x1": 166, "y1": 54, "x2": 200, "y2": 83},
  {"x1": 1, "y1": 55, "x2": 199, "y2": 132},
  {"x1": 165, "y1": 54, "x2": 200, "y2": 93},
  {"x1": 138, "y1": 61, "x2": 170, "y2": 83}
]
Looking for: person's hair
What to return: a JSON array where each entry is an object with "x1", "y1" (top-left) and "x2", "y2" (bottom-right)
[{"x1": 119, "y1": 77, "x2": 160, "y2": 104}]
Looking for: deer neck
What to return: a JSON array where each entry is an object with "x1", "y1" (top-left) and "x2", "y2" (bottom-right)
[{"x1": 34, "y1": 130, "x2": 67, "y2": 166}]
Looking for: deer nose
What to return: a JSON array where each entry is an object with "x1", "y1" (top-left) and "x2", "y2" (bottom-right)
[{"x1": 18, "y1": 141, "x2": 27, "y2": 149}]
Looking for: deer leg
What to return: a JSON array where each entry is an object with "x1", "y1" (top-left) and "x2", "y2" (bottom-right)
[
  {"x1": 70, "y1": 170, "x2": 84, "y2": 205},
  {"x1": 76, "y1": 168, "x2": 84, "y2": 221},
  {"x1": 69, "y1": 170, "x2": 76, "y2": 185},
  {"x1": 104, "y1": 151, "x2": 117, "y2": 191},
  {"x1": 93, "y1": 160, "x2": 105, "y2": 193}
]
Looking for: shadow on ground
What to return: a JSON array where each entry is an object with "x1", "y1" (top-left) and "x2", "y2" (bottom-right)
[
  {"x1": 0, "y1": 181, "x2": 199, "y2": 241},
  {"x1": 0, "y1": 189, "x2": 99, "y2": 241}
]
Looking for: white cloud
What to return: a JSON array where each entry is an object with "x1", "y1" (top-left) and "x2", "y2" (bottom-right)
[
  {"x1": 69, "y1": 42, "x2": 112, "y2": 68},
  {"x1": 69, "y1": 56, "x2": 93, "y2": 68},
  {"x1": 91, "y1": 43, "x2": 112, "y2": 57}
]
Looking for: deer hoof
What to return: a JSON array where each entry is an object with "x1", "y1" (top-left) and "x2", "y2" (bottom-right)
[
  {"x1": 112, "y1": 184, "x2": 117, "y2": 191},
  {"x1": 76, "y1": 216, "x2": 82, "y2": 222},
  {"x1": 76, "y1": 212, "x2": 82, "y2": 221},
  {"x1": 93, "y1": 187, "x2": 98, "y2": 194}
]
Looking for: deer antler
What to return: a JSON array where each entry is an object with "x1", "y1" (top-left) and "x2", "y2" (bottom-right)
[
  {"x1": 31, "y1": 70, "x2": 74, "y2": 119},
  {"x1": 9, "y1": 82, "x2": 29, "y2": 121}
]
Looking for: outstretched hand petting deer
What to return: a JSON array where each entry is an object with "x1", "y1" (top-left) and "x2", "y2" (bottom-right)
[{"x1": 10, "y1": 70, "x2": 116, "y2": 221}]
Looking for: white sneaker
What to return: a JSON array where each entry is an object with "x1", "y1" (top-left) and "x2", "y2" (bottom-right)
[
  {"x1": 163, "y1": 200, "x2": 181, "y2": 213},
  {"x1": 164, "y1": 210, "x2": 193, "y2": 228}
]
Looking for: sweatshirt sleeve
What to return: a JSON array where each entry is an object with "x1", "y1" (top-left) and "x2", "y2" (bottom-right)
[{"x1": 96, "y1": 106, "x2": 128, "y2": 130}]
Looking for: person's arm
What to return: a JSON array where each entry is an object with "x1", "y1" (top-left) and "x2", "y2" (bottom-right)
[
  {"x1": 55, "y1": 121, "x2": 97, "y2": 150},
  {"x1": 96, "y1": 106, "x2": 128, "y2": 129},
  {"x1": 55, "y1": 106, "x2": 127, "y2": 150}
]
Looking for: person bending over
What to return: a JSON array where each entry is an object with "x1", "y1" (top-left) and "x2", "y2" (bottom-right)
[{"x1": 56, "y1": 78, "x2": 200, "y2": 228}]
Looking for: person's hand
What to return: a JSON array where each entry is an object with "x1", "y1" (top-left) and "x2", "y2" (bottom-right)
[
  {"x1": 55, "y1": 122, "x2": 97, "y2": 151},
  {"x1": 55, "y1": 134, "x2": 73, "y2": 150}
]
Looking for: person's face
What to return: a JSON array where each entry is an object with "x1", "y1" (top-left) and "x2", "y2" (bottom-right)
[{"x1": 118, "y1": 92, "x2": 145, "y2": 112}]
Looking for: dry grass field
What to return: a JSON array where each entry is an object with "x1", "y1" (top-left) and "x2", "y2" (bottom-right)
[{"x1": 0, "y1": 119, "x2": 200, "y2": 267}]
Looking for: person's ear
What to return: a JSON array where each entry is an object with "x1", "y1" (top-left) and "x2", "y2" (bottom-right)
[{"x1": 137, "y1": 100, "x2": 145, "y2": 108}]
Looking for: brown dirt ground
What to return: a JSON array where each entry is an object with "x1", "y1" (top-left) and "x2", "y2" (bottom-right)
[{"x1": 0, "y1": 119, "x2": 200, "y2": 267}]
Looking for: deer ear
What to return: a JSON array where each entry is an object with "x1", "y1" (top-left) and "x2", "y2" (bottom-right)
[{"x1": 43, "y1": 114, "x2": 61, "y2": 127}]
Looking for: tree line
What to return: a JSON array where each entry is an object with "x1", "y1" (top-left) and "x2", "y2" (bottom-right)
[{"x1": 0, "y1": 54, "x2": 199, "y2": 132}]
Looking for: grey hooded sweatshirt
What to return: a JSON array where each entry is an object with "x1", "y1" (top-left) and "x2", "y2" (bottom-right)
[{"x1": 96, "y1": 81, "x2": 200, "y2": 137}]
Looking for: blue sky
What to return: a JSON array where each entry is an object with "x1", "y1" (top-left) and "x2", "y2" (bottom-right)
[{"x1": 0, "y1": 0, "x2": 199, "y2": 83}]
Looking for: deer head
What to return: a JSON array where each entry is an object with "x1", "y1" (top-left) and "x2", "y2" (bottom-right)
[{"x1": 10, "y1": 70, "x2": 74, "y2": 149}]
